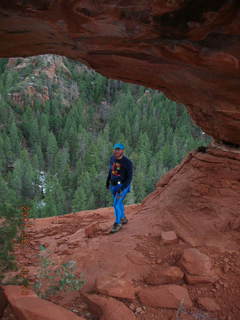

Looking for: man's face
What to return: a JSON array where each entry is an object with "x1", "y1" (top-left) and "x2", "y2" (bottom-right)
[{"x1": 113, "y1": 148, "x2": 124, "y2": 158}]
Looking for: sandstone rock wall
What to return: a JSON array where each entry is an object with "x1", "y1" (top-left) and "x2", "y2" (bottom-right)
[{"x1": 0, "y1": 1, "x2": 240, "y2": 143}]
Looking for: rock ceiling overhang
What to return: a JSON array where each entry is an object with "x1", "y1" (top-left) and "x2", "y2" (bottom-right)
[{"x1": 0, "y1": 1, "x2": 240, "y2": 144}]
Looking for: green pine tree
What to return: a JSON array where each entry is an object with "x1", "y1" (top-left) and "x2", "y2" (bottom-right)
[{"x1": 72, "y1": 186, "x2": 87, "y2": 212}]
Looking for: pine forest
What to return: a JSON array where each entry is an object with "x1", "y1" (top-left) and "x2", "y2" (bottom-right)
[{"x1": 0, "y1": 55, "x2": 210, "y2": 219}]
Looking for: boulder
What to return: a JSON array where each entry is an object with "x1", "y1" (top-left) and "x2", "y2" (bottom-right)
[
  {"x1": 144, "y1": 266, "x2": 184, "y2": 285},
  {"x1": 85, "y1": 222, "x2": 101, "y2": 238},
  {"x1": 2, "y1": 285, "x2": 86, "y2": 320},
  {"x1": 198, "y1": 297, "x2": 220, "y2": 312},
  {"x1": 161, "y1": 231, "x2": 178, "y2": 244},
  {"x1": 3, "y1": 285, "x2": 37, "y2": 300},
  {"x1": 95, "y1": 276, "x2": 136, "y2": 300},
  {"x1": 83, "y1": 294, "x2": 136, "y2": 320},
  {"x1": 181, "y1": 248, "x2": 217, "y2": 284},
  {"x1": 185, "y1": 273, "x2": 217, "y2": 285},
  {"x1": 181, "y1": 248, "x2": 212, "y2": 275},
  {"x1": 138, "y1": 285, "x2": 192, "y2": 309}
]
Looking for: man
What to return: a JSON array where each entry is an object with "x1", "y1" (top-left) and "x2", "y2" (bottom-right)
[{"x1": 106, "y1": 143, "x2": 133, "y2": 233}]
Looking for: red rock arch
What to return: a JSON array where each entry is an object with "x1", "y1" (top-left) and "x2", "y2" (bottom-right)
[{"x1": 0, "y1": 1, "x2": 240, "y2": 144}]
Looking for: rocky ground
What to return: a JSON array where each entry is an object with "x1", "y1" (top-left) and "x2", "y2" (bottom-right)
[{"x1": 1, "y1": 144, "x2": 240, "y2": 320}]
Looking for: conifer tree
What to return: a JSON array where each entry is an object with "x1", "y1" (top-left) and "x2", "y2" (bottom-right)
[
  {"x1": 3, "y1": 135, "x2": 14, "y2": 165},
  {"x1": 9, "y1": 120, "x2": 20, "y2": 157},
  {"x1": 46, "y1": 132, "x2": 58, "y2": 171},
  {"x1": 43, "y1": 175, "x2": 65, "y2": 216},
  {"x1": 72, "y1": 186, "x2": 87, "y2": 212}
]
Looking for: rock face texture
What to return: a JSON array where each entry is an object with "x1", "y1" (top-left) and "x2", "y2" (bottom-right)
[
  {"x1": 142, "y1": 144, "x2": 240, "y2": 248},
  {"x1": 0, "y1": 1, "x2": 240, "y2": 144}
]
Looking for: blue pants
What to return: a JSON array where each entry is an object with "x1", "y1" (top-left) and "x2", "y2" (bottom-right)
[{"x1": 110, "y1": 184, "x2": 130, "y2": 224}]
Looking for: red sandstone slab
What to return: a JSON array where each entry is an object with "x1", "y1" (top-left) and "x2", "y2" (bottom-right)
[
  {"x1": 2, "y1": 285, "x2": 86, "y2": 320},
  {"x1": 83, "y1": 294, "x2": 136, "y2": 320},
  {"x1": 96, "y1": 276, "x2": 136, "y2": 300},
  {"x1": 138, "y1": 285, "x2": 192, "y2": 309},
  {"x1": 144, "y1": 266, "x2": 184, "y2": 285}
]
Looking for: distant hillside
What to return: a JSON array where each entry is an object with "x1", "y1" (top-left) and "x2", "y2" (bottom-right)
[
  {"x1": 0, "y1": 54, "x2": 210, "y2": 218},
  {"x1": 1, "y1": 55, "x2": 81, "y2": 106}
]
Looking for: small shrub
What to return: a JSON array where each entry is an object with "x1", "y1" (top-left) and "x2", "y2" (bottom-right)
[
  {"x1": 0, "y1": 203, "x2": 22, "y2": 283},
  {"x1": 32, "y1": 245, "x2": 86, "y2": 298}
]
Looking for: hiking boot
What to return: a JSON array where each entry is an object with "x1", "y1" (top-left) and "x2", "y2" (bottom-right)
[
  {"x1": 111, "y1": 222, "x2": 122, "y2": 233},
  {"x1": 121, "y1": 217, "x2": 128, "y2": 225}
]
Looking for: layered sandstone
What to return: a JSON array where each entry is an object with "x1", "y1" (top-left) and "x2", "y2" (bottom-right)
[
  {"x1": 0, "y1": 1, "x2": 240, "y2": 143},
  {"x1": 1, "y1": 3, "x2": 240, "y2": 320}
]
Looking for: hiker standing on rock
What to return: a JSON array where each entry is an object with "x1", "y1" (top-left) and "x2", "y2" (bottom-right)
[{"x1": 106, "y1": 143, "x2": 133, "y2": 233}]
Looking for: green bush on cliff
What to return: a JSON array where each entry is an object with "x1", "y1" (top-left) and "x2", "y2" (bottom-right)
[
  {"x1": 33, "y1": 246, "x2": 86, "y2": 298},
  {"x1": 0, "y1": 177, "x2": 23, "y2": 280}
]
